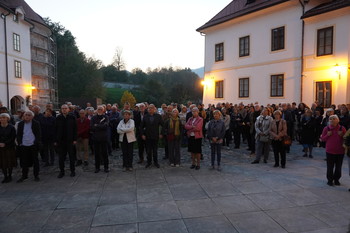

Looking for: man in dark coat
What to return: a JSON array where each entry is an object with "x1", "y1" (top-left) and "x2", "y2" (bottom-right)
[
  {"x1": 140, "y1": 104, "x2": 163, "y2": 168},
  {"x1": 90, "y1": 105, "x2": 110, "y2": 173},
  {"x1": 134, "y1": 103, "x2": 148, "y2": 164},
  {"x1": 17, "y1": 110, "x2": 42, "y2": 182},
  {"x1": 55, "y1": 104, "x2": 77, "y2": 178}
]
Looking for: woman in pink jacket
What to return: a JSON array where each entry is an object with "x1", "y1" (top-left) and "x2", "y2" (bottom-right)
[
  {"x1": 185, "y1": 107, "x2": 203, "y2": 170},
  {"x1": 321, "y1": 115, "x2": 346, "y2": 186}
]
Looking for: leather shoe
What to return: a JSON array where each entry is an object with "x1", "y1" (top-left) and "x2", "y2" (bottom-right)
[
  {"x1": 57, "y1": 173, "x2": 64, "y2": 178},
  {"x1": 334, "y1": 180, "x2": 340, "y2": 186}
]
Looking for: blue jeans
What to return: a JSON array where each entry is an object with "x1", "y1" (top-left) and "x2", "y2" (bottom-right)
[{"x1": 211, "y1": 143, "x2": 222, "y2": 166}]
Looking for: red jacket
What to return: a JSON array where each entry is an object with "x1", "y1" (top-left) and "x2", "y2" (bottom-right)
[
  {"x1": 77, "y1": 118, "x2": 90, "y2": 139},
  {"x1": 185, "y1": 116, "x2": 203, "y2": 139}
]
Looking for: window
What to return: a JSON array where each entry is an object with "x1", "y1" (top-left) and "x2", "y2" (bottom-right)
[
  {"x1": 239, "y1": 78, "x2": 249, "y2": 98},
  {"x1": 215, "y1": 43, "x2": 224, "y2": 62},
  {"x1": 13, "y1": 14, "x2": 19, "y2": 22},
  {"x1": 215, "y1": 81, "x2": 224, "y2": 98},
  {"x1": 13, "y1": 33, "x2": 20, "y2": 51},
  {"x1": 239, "y1": 36, "x2": 250, "y2": 57},
  {"x1": 13, "y1": 14, "x2": 18, "y2": 22},
  {"x1": 271, "y1": 26, "x2": 285, "y2": 51},
  {"x1": 270, "y1": 74, "x2": 284, "y2": 97},
  {"x1": 316, "y1": 81, "x2": 332, "y2": 107},
  {"x1": 317, "y1": 27, "x2": 333, "y2": 56},
  {"x1": 14, "y1": 60, "x2": 22, "y2": 78}
]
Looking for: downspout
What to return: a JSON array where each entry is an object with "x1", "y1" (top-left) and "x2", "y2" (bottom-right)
[
  {"x1": 1, "y1": 11, "x2": 10, "y2": 108},
  {"x1": 299, "y1": 0, "x2": 305, "y2": 103}
]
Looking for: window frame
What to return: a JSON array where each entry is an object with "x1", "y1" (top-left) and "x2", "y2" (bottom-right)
[
  {"x1": 239, "y1": 36, "x2": 250, "y2": 57},
  {"x1": 215, "y1": 43, "x2": 224, "y2": 62},
  {"x1": 14, "y1": 60, "x2": 22, "y2": 78},
  {"x1": 13, "y1": 33, "x2": 20, "y2": 52},
  {"x1": 239, "y1": 78, "x2": 249, "y2": 98},
  {"x1": 215, "y1": 80, "x2": 224, "y2": 99},
  {"x1": 271, "y1": 26, "x2": 285, "y2": 51},
  {"x1": 270, "y1": 74, "x2": 284, "y2": 97},
  {"x1": 317, "y1": 26, "x2": 333, "y2": 56}
]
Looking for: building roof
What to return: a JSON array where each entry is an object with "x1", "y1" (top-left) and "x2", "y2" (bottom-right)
[
  {"x1": 196, "y1": 0, "x2": 289, "y2": 32},
  {"x1": 0, "y1": 0, "x2": 46, "y2": 26},
  {"x1": 302, "y1": 0, "x2": 350, "y2": 19}
]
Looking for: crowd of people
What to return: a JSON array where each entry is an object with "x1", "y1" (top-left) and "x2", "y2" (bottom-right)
[{"x1": 0, "y1": 100, "x2": 350, "y2": 189}]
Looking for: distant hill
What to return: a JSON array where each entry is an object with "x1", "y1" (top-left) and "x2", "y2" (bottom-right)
[{"x1": 192, "y1": 67, "x2": 204, "y2": 78}]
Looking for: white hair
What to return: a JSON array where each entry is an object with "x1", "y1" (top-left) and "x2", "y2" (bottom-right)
[
  {"x1": 24, "y1": 110, "x2": 34, "y2": 117},
  {"x1": 0, "y1": 113, "x2": 10, "y2": 120}
]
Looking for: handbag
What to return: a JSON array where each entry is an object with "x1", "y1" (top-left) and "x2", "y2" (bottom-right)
[
  {"x1": 283, "y1": 135, "x2": 292, "y2": 146},
  {"x1": 259, "y1": 135, "x2": 269, "y2": 143}
]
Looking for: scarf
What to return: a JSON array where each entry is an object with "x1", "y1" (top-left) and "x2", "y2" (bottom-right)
[{"x1": 170, "y1": 117, "x2": 180, "y2": 136}]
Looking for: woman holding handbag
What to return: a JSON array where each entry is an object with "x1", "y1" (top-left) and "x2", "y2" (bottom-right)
[
  {"x1": 252, "y1": 108, "x2": 273, "y2": 164},
  {"x1": 270, "y1": 110, "x2": 288, "y2": 168}
]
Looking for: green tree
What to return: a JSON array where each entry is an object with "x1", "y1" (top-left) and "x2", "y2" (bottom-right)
[{"x1": 44, "y1": 18, "x2": 105, "y2": 101}]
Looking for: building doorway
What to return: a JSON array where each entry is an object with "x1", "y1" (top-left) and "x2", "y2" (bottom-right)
[
  {"x1": 316, "y1": 81, "x2": 331, "y2": 108},
  {"x1": 10, "y1": 96, "x2": 24, "y2": 114}
]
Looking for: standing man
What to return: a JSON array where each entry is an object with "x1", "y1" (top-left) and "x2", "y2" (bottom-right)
[
  {"x1": 16, "y1": 111, "x2": 41, "y2": 182},
  {"x1": 134, "y1": 103, "x2": 147, "y2": 164},
  {"x1": 91, "y1": 105, "x2": 110, "y2": 173},
  {"x1": 140, "y1": 104, "x2": 163, "y2": 168},
  {"x1": 55, "y1": 104, "x2": 77, "y2": 178}
]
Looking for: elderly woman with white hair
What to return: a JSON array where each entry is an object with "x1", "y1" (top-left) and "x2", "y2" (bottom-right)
[
  {"x1": 321, "y1": 115, "x2": 346, "y2": 186},
  {"x1": 117, "y1": 110, "x2": 136, "y2": 171},
  {"x1": 0, "y1": 113, "x2": 17, "y2": 183}
]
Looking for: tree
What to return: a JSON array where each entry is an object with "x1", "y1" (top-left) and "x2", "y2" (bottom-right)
[
  {"x1": 120, "y1": 90, "x2": 136, "y2": 108},
  {"x1": 112, "y1": 47, "x2": 126, "y2": 71},
  {"x1": 44, "y1": 18, "x2": 105, "y2": 101}
]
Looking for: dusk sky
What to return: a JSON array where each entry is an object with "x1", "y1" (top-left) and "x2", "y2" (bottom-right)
[{"x1": 25, "y1": 0, "x2": 231, "y2": 71}]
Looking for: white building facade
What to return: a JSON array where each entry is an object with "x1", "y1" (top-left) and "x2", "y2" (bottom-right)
[
  {"x1": 0, "y1": 4, "x2": 32, "y2": 111},
  {"x1": 197, "y1": 0, "x2": 350, "y2": 107}
]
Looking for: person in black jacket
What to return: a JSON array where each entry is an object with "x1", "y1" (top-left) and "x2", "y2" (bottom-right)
[
  {"x1": 300, "y1": 109, "x2": 316, "y2": 158},
  {"x1": 55, "y1": 104, "x2": 77, "y2": 178},
  {"x1": 134, "y1": 103, "x2": 148, "y2": 164},
  {"x1": 140, "y1": 104, "x2": 163, "y2": 168},
  {"x1": 0, "y1": 113, "x2": 16, "y2": 183},
  {"x1": 16, "y1": 111, "x2": 42, "y2": 182},
  {"x1": 41, "y1": 109, "x2": 56, "y2": 166},
  {"x1": 90, "y1": 105, "x2": 110, "y2": 173}
]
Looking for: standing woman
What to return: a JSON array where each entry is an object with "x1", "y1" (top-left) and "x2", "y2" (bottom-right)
[
  {"x1": 321, "y1": 115, "x2": 346, "y2": 186},
  {"x1": 185, "y1": 107, "x2": 203, "y2": 170},
  {"x1": 207, "y1": 110, "x2": 225, "y2": 171},
  {"x1": 251, "y1": 108, "x2": 273, "y2": 164},
  {"x1": 300, "y1": 109, "x2": 316, "y2": 158},
  {"x1": 221, "y1": 108, "x2": 231, "y2": 149},
  {"x1": 270, "y1": 110, "x2": 287, "y2": 168},
  {"x1": 117, "y1": 110, "x2": 136, "y2": 171},
  {"x1": 0, "y1": 113, "x2": 16, "y2": 183},
  {"x1": 163, "y1": 109, "x2": 183, "y2": 167}
]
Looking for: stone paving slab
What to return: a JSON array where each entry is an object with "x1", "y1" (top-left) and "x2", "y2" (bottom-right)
[{"x1": 1, "y1": 142, "x2": 350, "y2": 232}]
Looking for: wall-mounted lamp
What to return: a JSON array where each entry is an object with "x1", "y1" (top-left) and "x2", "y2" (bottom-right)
[{"x1": 31, "y1": 86, "x2": 36, "y2": 90}]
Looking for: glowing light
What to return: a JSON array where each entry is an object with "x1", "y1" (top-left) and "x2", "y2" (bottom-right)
[{"x1": 31, "y1": 86, "x2": 36, "y2": 90}]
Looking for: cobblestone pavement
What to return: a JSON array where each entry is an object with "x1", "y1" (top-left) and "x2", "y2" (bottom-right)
[{"x1": 1, "y1": 140, "x2": 350, "y2": 233}]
